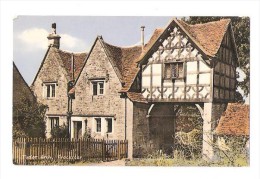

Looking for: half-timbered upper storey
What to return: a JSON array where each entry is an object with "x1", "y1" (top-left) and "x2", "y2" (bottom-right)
[{"x1": 128, "y1": 18, "x2": 238, "y2": 103}]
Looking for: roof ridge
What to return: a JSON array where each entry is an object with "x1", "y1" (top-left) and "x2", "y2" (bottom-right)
[
  {"x1": 56, "y1": 48, "x2": 88, "y2": 54},
  {"x1": 183, "y1": 18, "x2": 231, "y2": 27},
  {"x1": 102, "y1": 39, "x2": 142, "y2": 49}
]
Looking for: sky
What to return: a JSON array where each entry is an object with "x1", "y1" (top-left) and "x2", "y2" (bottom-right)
[{"x1": 13, "y1": 16, "x2": 173, "y2": 85}]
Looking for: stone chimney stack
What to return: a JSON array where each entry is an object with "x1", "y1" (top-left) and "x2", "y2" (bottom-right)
[
  {"x1": 141, "y1": 26, "x2": 145, "y2": 50},
  {"x1": 47, "y1": 23, "x2": 61, "y2": 49}
]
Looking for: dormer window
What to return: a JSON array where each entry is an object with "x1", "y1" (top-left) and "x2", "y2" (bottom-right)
[
  {"x1": 164, "y1": 62, "x2": 184, "y2": 80},
  {"x1": 43, "y1": 82, "x2": 57, "y2": 98},
  {"x1": 92, "y1": 80, "x2": 104, "y2": 95}
]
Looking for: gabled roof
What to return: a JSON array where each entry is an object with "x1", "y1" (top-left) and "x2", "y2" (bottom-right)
[
  {"x1": 32, "y1": 47, "x2": 87, "y2": 85},
  {"x1": 13, "y1": 62, "x2": 36, "y2": 104},
  {"x1": 102, "y1": 41, "x2": 143, "y2": 92},
  {"x1": 177, "y1": 19, "x2": 231, "y2": 57},
  {"x1": 215, "y1": 103, "x2": 249, "y2": 136},
  {"x1": 100, "y1": 38, "x2": 143, "y2": 89},
  {"x1": 75, "y1": 36, "x2": 143, "y2": 91},
  {"x1": 137, "y1": 18, "x2": 232, "y2": 64}
]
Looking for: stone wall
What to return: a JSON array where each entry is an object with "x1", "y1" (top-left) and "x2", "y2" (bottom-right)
[
  {"x1": 73, "y1": 40, "x2": 126, "y2": 140},
  {"x1": 31, "y1": 47, "x2": 69, "y2": 116},
  {"x1": 132, "y1": 102, "x2": 150, "y2": 157}
]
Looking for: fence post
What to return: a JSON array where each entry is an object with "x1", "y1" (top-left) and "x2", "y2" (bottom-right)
[
  {"x1": 117, "y1": 140, "x2": 121, "y2": 160},
  {"x1": 102, "y1": 139, "x2": 106, "y2": 161}
]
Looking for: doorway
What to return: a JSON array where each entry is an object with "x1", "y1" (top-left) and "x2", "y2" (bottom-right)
[{"x1": 73, "y1": 121, "x2": 82, "y2": 139}]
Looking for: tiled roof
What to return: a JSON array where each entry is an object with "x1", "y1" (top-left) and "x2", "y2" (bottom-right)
[
  {"x1": 101, "y1": 40, "x2": 143, "y2": 92},
  {"x1": 177, "y1": 19, "x2": 231, "y2": 57},
  {"x1": 13, "y1": 62, "x2": 36, "y2": 106},
  {"x1": 140, "y1": 28, "x2": 164, "y2": 57},
  {"x1": 57, "y1": 49, "x2": 87, "y2": 81},
  {"x1": 127, "y1": 92, "x2": 148, "y2": 103},
  {"x1": 215, "y1": 103, "x2": 249, "y2": 136}
]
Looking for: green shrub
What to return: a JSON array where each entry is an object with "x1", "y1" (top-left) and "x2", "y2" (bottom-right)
[{"x1": 50, "y1": 124, "x2": 69, "y2": 138}]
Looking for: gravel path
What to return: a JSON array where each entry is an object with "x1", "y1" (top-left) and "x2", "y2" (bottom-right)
[{"x1": 89, "y1": 159, "x2": 126, "y2": 166}]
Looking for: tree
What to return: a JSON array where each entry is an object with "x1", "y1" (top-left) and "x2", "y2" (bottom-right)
[
  {"x1": 186, "y1": 17, "x2": 250, "y2": 101},
  {"x1": 13, "y1": 93, "x2": 48, "y2": 138}
]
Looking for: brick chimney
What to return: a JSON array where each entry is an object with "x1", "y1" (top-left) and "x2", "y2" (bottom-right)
[
  {"x1": 47, "y1": 23, "x2": 61, "y2": 49},
  {"x1": 140, "y1": 26, "x2": 145, "y2": 50}
]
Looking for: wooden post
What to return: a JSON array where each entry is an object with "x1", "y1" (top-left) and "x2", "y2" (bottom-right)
[
  {"x1": 117, "y1": 140, "x2": 121, "y2": 159},
  {"x1": 102, "y1": 139, "x2": 106, "y2": 161}
]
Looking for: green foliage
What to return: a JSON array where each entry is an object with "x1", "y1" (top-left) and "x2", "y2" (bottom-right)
[
  {"x1": 83, "y1": 127, "x2": 92, "y2": 139},
  {"x1": 186, "y1": 16, "x2": 250, "y2": 99},
  {"x1": 50, "y1": 124, "x2": 69, "y2": 138},
  {"x1": 13, "y1": 94, "x2": 47, "y2": 138}
]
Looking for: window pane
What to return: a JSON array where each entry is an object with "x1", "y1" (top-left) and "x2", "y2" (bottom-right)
[
  {"x1": 93, "y1": 82, "x2": 97, "y2": 95},
  {"x1": 50, "y1": 117, "x2": 59, "y2": 129},
  {"x1": 95, "y1": 118, "x2": 101, "y2": 132},
  {"x1": 106, "y1": 118, "x2": 112, "y2": 133},
  {"x1": 51, "y1": 84, "x2": 55, "y2": 97},
  {"x1": 172, "y1": 64, "x2": 178, "y2": 78},
  {"x1": 47, "y1": 85, "x2": 50, "y2": 97},
  {"x1": 99, "y1": 82, "x2": 104, "y2": 94},
  {"x1": 178, "y1": 63, "x2": 184, "y2": 78},
  {"x1": 164, "y1": 64, "x2": 171, "y2": 79}
]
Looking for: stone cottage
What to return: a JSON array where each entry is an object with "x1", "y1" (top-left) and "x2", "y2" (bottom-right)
[
  {"x1": 31, "y1": 23, "x2": 87, "y2": 138},
  {"x1": 31, "y1": 18, "x2": 238, "y2": 160}
]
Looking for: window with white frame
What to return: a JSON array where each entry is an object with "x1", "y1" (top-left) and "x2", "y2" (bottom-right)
[
  {"x1": 49, "y1": 117, "x2": 59, "y2": 130},
  {"x1": 43, "y1": 83, "x2": 57, "y2": 98},
  {"x1": 92, "y1": 81, "x2": 104, "y2": 95},
  {"x1": 94, "y1": 117, "x2": 113, "y2": 134}
]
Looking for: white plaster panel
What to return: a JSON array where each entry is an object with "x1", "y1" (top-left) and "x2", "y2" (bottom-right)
[
  {"x1": 199, "y1": 73, "x2": 210, "y2": 84},
  {"x1": 187, "y1": 61, "x2": 197, "y2": 72},
  {"x1": 153, "y1": 76, "x2": 161, "y2": 86},
  {"x1": 175, "y1": 81, "x2": 185, "y2": 86},
  {"x1": 197, "y1": 54, "x2": 203, "y2": 61},
  {"x1": 163, "y1": 81, "x2": 172, "y2": 87},
  {"x1": 181, "y1": 49, "x2": 188, "y2": 57},
  {"x1": 198, "y1": 86, "x2": 209, "y2": 98},
  {"x1": 182, "y1": 37, "x2": 188, "y2": 45},
  {"x1": 142, "y1": 88, "x2": 149, "y2": 98},
  {"x1": 162, "y1": 39, "x2": 168, "y2": 46},
  {"x1": 190, "y1": 48, "x2": 199, "y2": 57},
  {"x1": 142, "y1": 76, "x2": 150, "y2": 87},
  {"x1": 152, "y1": 64, "x2": 162, "y2": 75},
  {"x1": 143, "y1": 65, "x2": 151, "y2": 75},
  {"x1": 164, "y1": 87, "x2": 172, "y2": 98},
  {"x1": 153, "y1": 88, "x2": 161, "y2": 99},
  {"x1": 186, "y1": 74, "x2": 197, "y2": 84},
  {"x1": 199, "y1": 61, "x2": 210, "y2": 71},
  {"x1": 174, "y1": 87, "x2": 184, "y2": 99}
]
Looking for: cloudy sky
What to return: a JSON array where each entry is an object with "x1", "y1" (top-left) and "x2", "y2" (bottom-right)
[{"x1": 14, "y1": 16, "x2": 173, "y2": 84}]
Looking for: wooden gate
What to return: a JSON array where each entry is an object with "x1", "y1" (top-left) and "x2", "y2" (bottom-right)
[{"x1": 104, "y1": 140, "x2": 128, "y2": 161}]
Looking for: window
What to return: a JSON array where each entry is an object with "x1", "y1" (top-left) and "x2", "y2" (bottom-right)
[
  {"x1": 94, "y1": 117, "x2": 113, "y2": 134},
  {"x1": 49, "y1": 117, "x2": 59, "y2": 130},
  {"x1": 92, "y1": 81, "x2": 104, "y2": 95},
  {"x1": 44, "y1": 83, "x2": 56, "y2": 98},
  {"x1": 106, "y1": 118, "x2": 112, "y2": 133},
  {"x1": 164, "y1": 62, "x2": 184, "y2": 80},
  {"x1": 95, "y1": 118, "x2": 101, "y2": 132}
]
